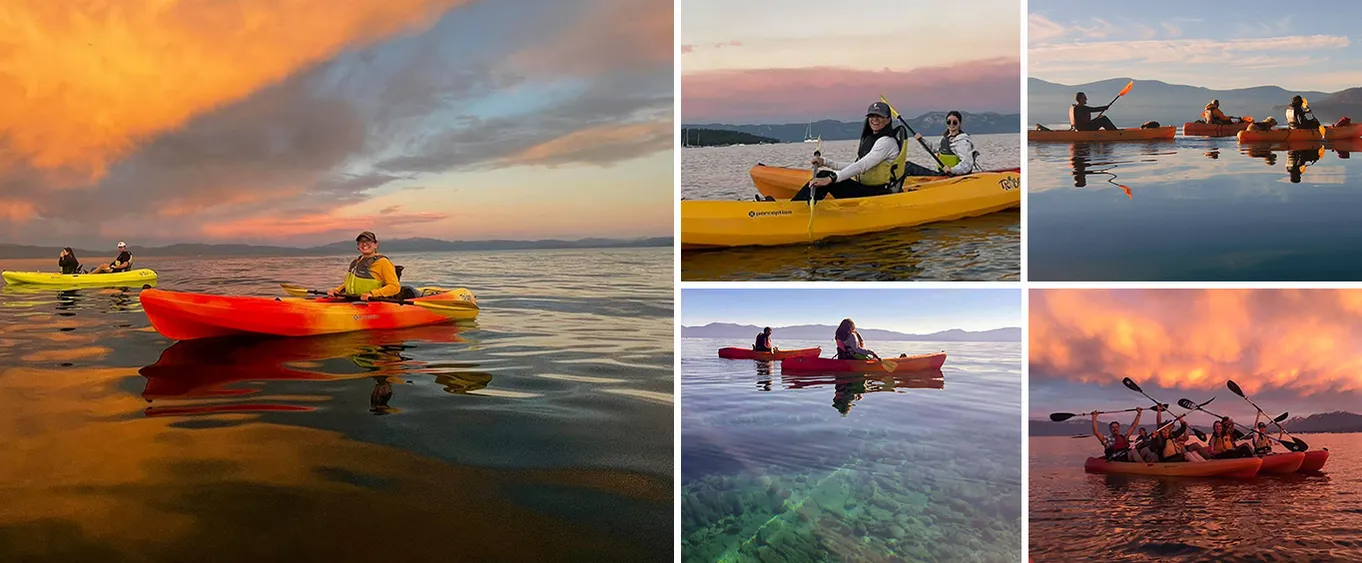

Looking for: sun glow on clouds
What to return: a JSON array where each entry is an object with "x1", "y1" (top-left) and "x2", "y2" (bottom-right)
[{"x1": 1031, "y1": 289, "x2": 1362, "y2": 398}]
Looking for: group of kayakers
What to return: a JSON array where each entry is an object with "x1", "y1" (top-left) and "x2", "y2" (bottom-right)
[
  {"x1": 1094, "y1": 406, "x2": 1279, "y2": 463},
  {"x1": 1044, "y1": 89, "x2": 1334, "y2": 132},
  {"x1": 788, "y1": 101, "x2": 981, "y2": 202},
  {"x1": 55, "y1": 241, "x2": 133, "y2": 275},
  {"x1": 752, "y1": 319, "x2": 888, "y2": 360}
]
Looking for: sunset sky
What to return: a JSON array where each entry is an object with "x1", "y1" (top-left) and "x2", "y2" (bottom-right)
[
  {"x1": 1030, "y1": 289, "x2": 1362, "y2": 420},
  {"x1": 1031, "y1": 0, "x2": 1362, "y2": 91},
  {"x1": 0, "y1": 0, "x2": 672, "y2": 247},
  {"x1": 682, "y1": 288, "x2": 1021, "y2": 335},
  {"x1": 680, "y1": 0, "x2": 1021, "y2": 124}
]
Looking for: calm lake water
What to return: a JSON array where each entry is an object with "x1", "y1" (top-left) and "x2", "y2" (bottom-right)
[
  {"x1": 681, "y1": 337, "x2": 1022, "y2": 562},
  {"x1": 0, "y1": 247, "x2": 673, "y2": 562},
  {"x1": 1030, "y1": 434, "x2": 1362, "y2": 562},
  {"x1": 681, "y1": 135, "x2": 1021, "y2": 281},
  {"x1": 1029, "y1": 137, "x2": 1362, "y2": 280}
]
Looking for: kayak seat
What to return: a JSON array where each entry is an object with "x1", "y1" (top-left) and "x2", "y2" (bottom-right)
[
  {"x1": 398, "y1": 286, "x2": 419, "y2": 300},
  {"x1": 394, "y1": 265, "x2": 404, "y2": 280}
]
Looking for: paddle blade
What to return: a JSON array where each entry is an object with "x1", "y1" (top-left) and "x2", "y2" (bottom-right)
[
  {"x1": 1199, "y1": 396, "x2": 1216, "y2": 407},
  {"x1": 880, "y1": 359, "x2": 898, "y2": 373},
  {"x1": 1226, "y1": 380, "x2": 1245, "y2": 397},
  {"x1": 1177, "y1": 398, "x2": 1197, "y2": 410},
  {"x1": 1294, "y1": 437, "x2": 1309, "y2": 450},
  {"x1": 1121, "y1": 184, "x2": 1132, "y2": 200},
  {"x1": 1118, "y1": 80, "x2": 1134, "y2": 96},
  {"x1": 1121, "y1": 377, "x2": 1142, "y2": 393},
  {"x1": 1242, "y1": 116, "x2": 1254, "y2": 123},
  {"x1": 280, "y1": 283, "x2": 313, "y2": 297},
  {"x1": 1191, "y1": 428, "x2": 1207, "y2": 441},
  {"x1": 1050, "y1": 412, "x2": 1077, "y2": 422},
  {"x1": 1275, "y1": 411, "x2": 1289, "y2": 422}
]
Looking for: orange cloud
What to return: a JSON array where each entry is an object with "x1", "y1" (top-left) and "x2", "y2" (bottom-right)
[
  {"x1": 681, "y1": 58, "x2": 1020, "y2": 121},
  {"x1": 511, "y1": 121, "x2": 672, "y2": 166},
  {"x1": 0, "y1": 0, "x2": 464, "y2": 185},
  {"x1": 199, "y1": 209, "x2": 447, "y2": 240},
  {"x1": 1031, "y1": 289, "x2": 1362, "y2": 397}
]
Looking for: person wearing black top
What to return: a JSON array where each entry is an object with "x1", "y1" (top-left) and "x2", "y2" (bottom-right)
[
  {"x1": 58, "y1": 247, "x2": 82, "y2": 274},
  {"x1": 753, "y1": 327, "x2": 775, "y2": 352},
  {"x1": 1069, "y1": 92, "x2": 1118, "y2": 131},
  {"x1": 91, "y1": 241, "x2": 133, "y2": 274}
]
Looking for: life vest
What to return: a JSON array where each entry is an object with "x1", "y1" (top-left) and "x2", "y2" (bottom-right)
[
  {"x1": 1109, "y1": 433, "x2": 1130, "y2": 451},
  {"x1": 342, "y1": 254, "x2": 390, "y2": 295},
  {"x1": 937, "y1": 135, "x2": 961, "y2": 168},
  {"x1": 854, "y1": 126, "x2": 910, "y2": 187},
  {"x1": 1203, "y1": 105, "x2": 1230, "y2": 123}
]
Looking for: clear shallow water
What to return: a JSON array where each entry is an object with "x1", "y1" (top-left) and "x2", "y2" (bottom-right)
[
  {"x1": 0, "y1": 248, "x2": 673, "y2": 561},
  {"x1": 1030, "y1": 434, "x2": 1362, "y2": 562},
  {"x1": 1029, "y1": 137, "x2": 1362, "y2": 280},
  {"x1": 681, "y1": 338, "x2": 1022, "y2": 562},
  {"x1": 681, "y1": 135, "x2": 1021, "y2": 281}
]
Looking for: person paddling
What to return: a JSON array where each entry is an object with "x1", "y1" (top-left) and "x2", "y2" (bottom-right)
[
  {"x1": 327, "y1": 231, "x2": 402, "y2": 301},
  {"x1": 1070, "y1": 92, "x2": 1119, "y2": 131},
  {"x1": 834, "y1": 318, "x2": 880, "y2": 360},
  {"x1": 793, "y1": 101, "x2": 938, "y2": 201},
  {"x1": 1202, "y1": 99, "x2": 1239, "y2": 125},
  {"x1": 753, "y1": 327, "x2": 777, "y2": 353},
  {"x1": 1092, "y1": 407, "x2": 1142, "y2": 461},
  {"x1": 1287, "y1": 95, "x2": 1322, "y2": 130}
]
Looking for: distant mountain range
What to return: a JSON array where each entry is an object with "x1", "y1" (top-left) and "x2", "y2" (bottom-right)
[
  {"x1": 682, "y1": 322, "x2": 1020, "y2": 342},
  {"x1": 1029, "y1": 77, "x2": 1362, "y2": 127},
  {"x1": 1031, "y1": 410, "x2": 1362, "y2": 436},
  {"x1": 0, "y1": 237, "x2": 673, "y2": 259},
  {"x1": 683, "y1": 111, "x2": 1022, "y2": 143}
]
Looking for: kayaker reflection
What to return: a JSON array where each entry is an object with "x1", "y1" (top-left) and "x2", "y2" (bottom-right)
[
  {"x1": 90, "y1": 241, "x2": 133, "y2": 274},
  {"x1": 753, "y1": 327, "x2": 777, "y2": 352},
  {"x1": 834, "y1": 318, "x2": 880, "y2": 360},
  {"x1": 1287, "y1": 147, "x2": 1322, "y2": 183},
  {"x1": 912, "y1": 110, "x2": 978, "y2": 175},
  {"x1": 1092, "y1": 407, "x2": 1141, "y2": 461},
  {"x1": 329, "y1": 231, "x2": 403, "y2": 301},
  {"x1": 793, "y1": 101, "x2": 939, "y2": 202},
  {"x1": 1069, "y1": 92, "x2": 1118, "y2": 131},
  {"x1": 1287, "y1": 95, "x2": 1321, "y2": 129},
  {"x1": 832, "y1": 376, "x2": 867, "y2": 416},
  {"x1": 58, "y1": 247, "x2": 81, "y2": 275},
  {"x1": 370, "y1": 377, "x2": 396, "y2": 415}
]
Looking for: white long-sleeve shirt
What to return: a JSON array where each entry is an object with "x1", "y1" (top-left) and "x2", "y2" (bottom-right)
[
  {"x1": 825, "y1": 136, "x2": 899, "y2": 183},
  {"x1": 937, "y1": 132, "x2": 976, "y2": 175}
]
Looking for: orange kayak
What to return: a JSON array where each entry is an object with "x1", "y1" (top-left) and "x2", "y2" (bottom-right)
[
  {"x1": 717, "y1": 347, "x2": 821, "y2": 360},
  {"x1": 140, "y1": 288, "x2": 478, "y2": 340},
  {"x1": 1299, "y1": 449, "x2": 1330, "y2": 472},
  {"x1": 1182, "y1": 121, "x2": 1251, "y2": 136},
  {"x1": 1237, "y1": 123, "x2": 1362, "y2": 142},
  {"x1": 780, "y1": 352, "x2": 947, "y2": 373},
  {"x1": 1257, "y1": 452, "x2": 1306, "y2": 474},
  {"x1": 1028, "y1": 127, "x2": 1176, "y2": 142},
  {"x1": 748, "y1": 164, "x2": 1021, "y2": 200},
  {"x1": 1083, "y1": 457, "x2": 1261, "y2": 477}
]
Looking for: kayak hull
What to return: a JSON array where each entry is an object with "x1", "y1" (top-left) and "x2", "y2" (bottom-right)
[
  {"x1": 780, "y1": 352, "x2": 947, "y2": 373},
  {"x1": 1237, "y1": 123, "x2": 1362, "y2": 142},
  {"x1": 1299, "y1": 449, "x2": 1330, "y2": 472},
  {"x1": 140, "y1": 288, "x2": 478, "y2": 341},
  {"x1": 1083, "y1": 457, "x2": 1262, "y2": 478},
  {"x1": 681, "y1": 171, "x2": 1020, "y2": 249},
  {"x1": 717, "y1": 347, "x2": 821, "y2": 360},
  {"x1": 1182, "y1": 121, "x2": 1251, "y2": 136},
  {"x1": 1, "y1": 268, "x2": 158, "y2": 286},
  {"x1": 1028, "y1": 127, "x2": 1176, "y2": 142},
  {"x1": 1257, "y1": 452, "x2": 1306, "y2": 474},
  {"x1": 749, "y1": 164, "x2": 1021, "y2": 200}
]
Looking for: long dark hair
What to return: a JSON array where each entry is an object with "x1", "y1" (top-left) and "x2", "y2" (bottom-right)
[
  {"x1": 835, "y1": 318, "x2": 855, "y2": 342},
  {"x1": 62, "y1": 247, "x2": 76, "y2": 258}
]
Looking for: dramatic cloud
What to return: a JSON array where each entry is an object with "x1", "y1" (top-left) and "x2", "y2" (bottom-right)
[
  {"x1": 1031, "y1": 289, "x2": 1362, "y2": 398},
  {"x1": 682, "y1": 58, "x2": 1021, "y2": 123}
]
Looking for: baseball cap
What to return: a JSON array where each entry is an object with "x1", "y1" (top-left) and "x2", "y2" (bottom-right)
[
  {"x1": 356, "y1": 231, "x2": 378, "y2": 243},
  {"x1": 117, "y1": 241, "x2": 127, "y2": 247},
  {"x1": 866, "y1": 102, "x2": 891, "y2": 118}
]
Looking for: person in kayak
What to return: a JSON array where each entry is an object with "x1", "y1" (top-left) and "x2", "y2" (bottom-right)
[
  {"x1": 1156, "y1": 419, "x2": 1207, "y2": 462},
  {"x1": 753, "y1": 327, "x2": 777, "y2": 352},
  {"x1": 1069, "y1": 92, "x2": 1118, "y2": 131},
  {"x1": 58, "y1": 247, "x2": 81, "y2": 274},
  {"x1": 1134, "y1": 426, "x2": 1157, "y2": 461},
  {"x1": 1209, "y1": 419, "x2": 1255, "y2": 458},
  {"x1": 1092, "y1": 407, "x2": 1142, "y2": 461},
  {"x1": 834, "y1": 318, "x2": 880, "y2": 360},
  {"x1": 1287, "y1": 96, "x2": 1321, "y2": 129},
  {"x1": 90, "y1": 241, "x2": 133, "y2": 274},
  {"x1": 794, "y1": 101, "x2": 938, "y2": 201},
  {"x1": 1250, "y1": 420, "x2": 1275, "y2": 455},
  {"x1": 913, "y1": 110, "x2": 977, "y2": 175},
  {"x1": 327, "y1": 231, "x2": 401, "y2": 301},
  {"x1": 1202, "y1": 99, "x2": 1238, "y2": 124}
]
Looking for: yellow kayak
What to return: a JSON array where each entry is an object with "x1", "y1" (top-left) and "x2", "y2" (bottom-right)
[
  {"x1": 681, "y1": 171, "x2": 1020, "y2": 249},
  {"x1": 749, "y1": 164, "x2": 1021, "y2": 200},
  {"x1": 1, "y1": 268, "x2": 159, "y2": 286}
]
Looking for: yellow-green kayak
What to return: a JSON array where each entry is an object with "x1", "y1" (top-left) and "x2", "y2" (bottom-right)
[
  {"x1": 681, "y1": 171, "x2": 1020, "y2": 249},
  {"x1": 1, "y1": 268, "x2": 159, "y2": 286}
]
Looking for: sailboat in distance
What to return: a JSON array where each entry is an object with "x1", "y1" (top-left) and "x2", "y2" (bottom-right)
[{"x1": 804, "y1": 121, "x2": 818, "y2": 143}]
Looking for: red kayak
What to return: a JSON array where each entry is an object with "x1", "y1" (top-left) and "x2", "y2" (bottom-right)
[
  {"x1": 1299, "y1": 449, "x2": 1330, "y2": 472},
  {"x1": 1083, "y1": 456, "x2": 1262, "y2": 478},
  {"x1": 717, "y1": 347, "x2": 820, "y2": 360},
  {"x1": 780, "y1": 352, "x2": 947, "y2": 373},
  {"x1": 1182, "y1": 121, "x2": 1251, "y2": 137},
  {"x1": 1256, "y1": 452, "x2": 1306, "y2": 474}
]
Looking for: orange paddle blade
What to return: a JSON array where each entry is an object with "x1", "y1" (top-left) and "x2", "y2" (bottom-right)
[
  {"x1": 1118, "y1": 80, "x2": 1134, "y2": 96},
  {"x1": 1121, "y1": 185, "x2": 1133, "y2": 200}
]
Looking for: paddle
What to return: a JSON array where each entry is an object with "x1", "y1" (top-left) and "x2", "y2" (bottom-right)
[
  {"x1": 807, "y1": 136, "x2": 823, "y2": 238},
  {"x1": 1226, "y1": 379, "x2": 1310, "y2": 450},
  {"x1": 879, "y1": 357, "x2": 897, "y2": 372},
  {"x1": 1177, "y1": 398, "x2": 1306, "y2": 452},
  {"x1": 880, "y1": 94, "x2": 947, "y2": 171},
  {"x1": 278, "y1": 283, "x2": 477, "y2": 314},
  {"x1": 1093, "y1": 80, "x2": 1134, "y2": 121},
  {"x1": 1050, "y1": 407, "x2": 1144, "y2": 422}
]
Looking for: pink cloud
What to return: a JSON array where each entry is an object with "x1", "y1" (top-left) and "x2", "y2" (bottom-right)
[{"x1": 682, "y1": 58, "x2": 1020, "y2": 122}]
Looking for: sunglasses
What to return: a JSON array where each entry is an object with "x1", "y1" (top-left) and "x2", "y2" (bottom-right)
[{"x1": 946, "y1": 120, "x2": 960, "y2": 125}]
